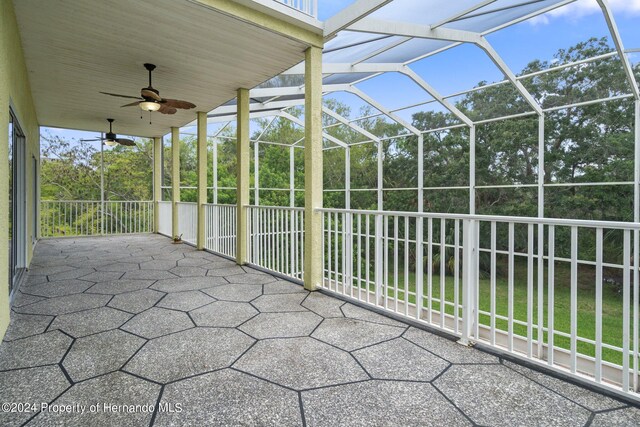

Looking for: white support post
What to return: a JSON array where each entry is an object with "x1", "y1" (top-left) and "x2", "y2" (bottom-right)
[
  {"x1": 537, "y1": 114, "x2": 545, "y2": 359},
  {"x1": 416, "y1": 134, "x2": 424, "y2": 320},
  {"x1": 345, "y1": 146, "x2": 351, "y2": 209},
  {"x1": 152, "y1": 137, "x2": 162, "y2": 234},
  {"x1": 171, "y1": 127, "x2": 180, "y2": 239},
  {"x1": 254, "y1": 141, "x2": 260, "y2": 206},
  {"x1": 460, "y1": 219, "x2": 477, "y2": 345},
  {"x1": 289, "y1": 145, "x2": 295, "y2": 208},
  {"x1": 469, "y1": 125, "x2": 476, "y2": 215},
  {"x1": 345, "y1": 146, "x2": 352, "y2": 294},
  {"x1": 377, "y1": 140, "x2": 384, "y2": 210},
  {"x1": 212, "y1": 133, "x2": 218, "y2": 204},
  {"x1": 375, "y1": 139, "x2": 384, "y2": 304},
  {"x1": 210, "y1": 121, "x2": 231, "y2": 205},
  {"x1": 634, "y1": 100, "x2": 640, "y2": 392}
]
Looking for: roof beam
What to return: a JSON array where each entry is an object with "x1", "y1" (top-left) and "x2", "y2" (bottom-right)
[
  {"x1": 282, "y1": 62, "x2": 401, "y2": 75},
  {"x1": 596, "y1": 0, "x2": 640, "y2": 99},
  {"x1": 322, "y1": 106, "x2": 381, "y2": 142},
  {"x1": 347, "y1": 86, "x2": 421, "y2": 135},
  {"x1": 279, "y1": 111, "x2": 348, "y2": 148},
  {"x1": 431, "y1": 0, "x2": 497, "y2": 29},
  {"x1": 476, "y1": 37, "x2": 542, "y2": 114},
  {"x1": 348, "y1": 18, "x2": 481, "y2": 43},
  {"x1": 400, "y1": 66, "x2": 473, "y2": 127},
  {"x1": 323, "y1": 0, "x2": 393, "y2": 39},
  {"x1": 481, "y1": 0, "x2": 577, "y2": 35},
  {"x1": 204, "y1": 109, "x2": 283, "y2": 124},
  {"x1": 250, "y1": 84, "x2": 350, "y2": 98}
]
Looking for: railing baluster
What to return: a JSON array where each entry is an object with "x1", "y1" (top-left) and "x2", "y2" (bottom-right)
[
  {"x1": 440, "y1": 219, "x2": 446, "y2": 328},
  {"x1": 366, "y1": 214, "x2": 371, "y2": 305},
  {"x1": 570, "y1": 226, "x2": 578, "y2": 374},
  {"x1": 453, "y1": 219, "x2": 459, "y2": 334},
  {"x1": 427, "y1": 218, "x2": 433, "y2": 324},
  {"x1": 508, "y1": 222, "x2": 514, "y2": 352},
  {"x1": 490, "y1": 221, "x2": 496, "y2": 346},
  {"x1": 623, "y1": 229, "x2": 631, "y2": 392},
  {"x1": 416, "y1": 217, "x2": 424, "y2": 322},
  {"x1": 527, "y1": 223, "x2": 534, "y2": 358},
  {"x1": 595, "y1": 227, "x2": 602, "y2": 381},
  {"x1": 384, "y1": 215, "x2": 389, "y2": 310},
  {"x1": 393, "y1": 216, "x2": 399, "y2": 312},
  {"x1": 404, "y1": 216, "x2": 409, "y2": 317}
]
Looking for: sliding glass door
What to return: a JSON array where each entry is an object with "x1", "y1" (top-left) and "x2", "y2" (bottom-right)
[{"x1": 9, "y1": 110, "x2": 26, "y2": 297}]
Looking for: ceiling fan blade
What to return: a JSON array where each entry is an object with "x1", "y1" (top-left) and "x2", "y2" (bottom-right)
[
  {"x1": 115, "y1": 138, "x2": 136, "y2": 146},
  {"x1": 100, "y1": 91, "x2": 141, "y2": 100},
  {"x1": 141, "y1": 88, "x2": 162, "y2": 101},
  {"x1": 121, "y1": 101, "x2": 140, "y2": 107},
  {"x1": 163, "y1": 99, "x2": 196, "y2": 109},
  {"x1": 158, "y1": 104, "x2": 177, "y2": 115},
  {"x1": 80, "y1": 138, "x2": 103, "y2": 142}
]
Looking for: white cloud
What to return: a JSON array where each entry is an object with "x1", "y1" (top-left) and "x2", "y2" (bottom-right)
[{"x1": 530, "y1": 0, "x2": 640, "y2": 25}]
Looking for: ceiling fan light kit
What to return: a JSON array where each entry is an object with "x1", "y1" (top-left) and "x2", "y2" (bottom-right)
[
  {"x1": 139, "y1": 101, "x2": 161, "y2": 111},
  {"x1": 80, "y1": 119, "x2": 136, "y2": 147},
  {"x1": 99, "y1": 63, "x2": 196, "y2": 122}
]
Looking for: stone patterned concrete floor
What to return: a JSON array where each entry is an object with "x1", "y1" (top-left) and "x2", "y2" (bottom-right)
[{"x1": 1, "y1": 235, "x2": 639, "y2": 426}]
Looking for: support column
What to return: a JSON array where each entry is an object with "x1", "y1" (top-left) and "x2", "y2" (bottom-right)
[
  {"x1": 345, "y1": 146, "x2": 351, "y2": 209},
  {"x1": 153, "y1": 136, "x2": 162, "y2": 233},
  {"x1": 416, "y1": 134, "x2": 424, "y2": 319},
  {"x1": 254, "y1": 141, "x2": 260, "y2": 205},
  {"x1": 377, "y1": 140, "x2": 383, "y2": 210},
  {"x1": 303, "y1": 46, "x2": 323, "y2": 291},
  {"x1": 469, "y1": 125, "x2": 476, "y2": 215},
  {"x1": 197, "y1": 112, "x2": 207, "y2": 250},
  {"x1": 171, "y1": 127, "x2": 180, "y2": 239},
  {"x1": 537, "y1": 115, "x2": 545, "y2": 359},
  {"x1": 634, "y1": 100, "x2": 640, "y2": 393},
  {"x1": 289, "y1": 145, "x2": 295, "y2": 207},
  {"x1": 213, "y1": 135, "x2": 218, "y2": 204},
  {"x1": 236, "y1": 88, "x2": 250, "y2": 265}
]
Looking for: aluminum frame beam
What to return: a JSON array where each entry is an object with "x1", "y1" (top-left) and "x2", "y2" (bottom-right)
[
  {"x1": 596, "y1": 0, "x2": 640, "y2": 100},
  {"x1": 323, "y1": 0, "x2": 393, "y2": 39},
  {"x1": 322, "y1": 106, "x2": 381, "y2": 143},
  {"x1": 280, "y1": 110, "x2": 349, "y2": 147}
]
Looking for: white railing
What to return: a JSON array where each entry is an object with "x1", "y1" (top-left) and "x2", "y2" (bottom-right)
[
  {"x1": 318, "y1": 208, "x2": 640, "y2": 401},
  {"x1": 274, "y1": 0, "x2": 317, "y2": 17},
  {"x1": 177, "y1": 202, "x2": 198, "y2": 245},
  {"x1": 247, "y1": 205, "x2": 304, "y2": 281},
  {"x1": 204, "y1": 204, "x2": 237, "y2": 258},
  {"x1": 41, "y1": 201, "x2": 154, "y2": 237},
  {"x1": 158, "y1": 201, "x2": 172, "y2": 237}
]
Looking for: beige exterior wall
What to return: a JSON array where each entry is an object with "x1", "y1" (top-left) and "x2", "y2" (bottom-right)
[{"x1": 0, "y1": 0, "x2": 40, "y2": 339}]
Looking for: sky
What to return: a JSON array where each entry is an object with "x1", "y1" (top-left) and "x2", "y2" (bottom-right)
[{"x1": 44, "y1": 0, "x2": 640, "y2": 141}]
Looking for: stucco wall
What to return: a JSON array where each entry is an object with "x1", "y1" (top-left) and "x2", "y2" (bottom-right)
[{"x1": 0, "y1": 0, "x2": 40, "y2": 340}]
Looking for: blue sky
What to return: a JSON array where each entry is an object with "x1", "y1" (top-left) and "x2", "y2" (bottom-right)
[{"x1": 45, "y1": 0, "x2": 640, "y2": 141}]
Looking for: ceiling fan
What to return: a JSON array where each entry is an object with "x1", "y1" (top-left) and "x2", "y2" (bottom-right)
[
  {"x1": 100, "y1": 63, "x2": 196, "y2": 115},
  {"x1": 80, "y1": 119, "x2": 136, "y2": 147}
]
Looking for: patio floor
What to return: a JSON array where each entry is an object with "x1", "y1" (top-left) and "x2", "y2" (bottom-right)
[{"x1": 1, "y1": 235, "x2": 639, "y2": 426}]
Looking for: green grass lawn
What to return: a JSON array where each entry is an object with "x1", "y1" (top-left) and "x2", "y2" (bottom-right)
[{"x1": 348, "y1": 258, "x2": 634, "y2": 366}]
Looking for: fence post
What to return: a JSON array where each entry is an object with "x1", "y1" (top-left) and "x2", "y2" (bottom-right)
[
  {"x1": 374, "y1": 214, "x2": 383, "y2": 305},
  {"x1": 460, "y1": 219, "x2": 478, "y2": 345},
  {"x1": 152, "y1": 137, "x2": 162, "y2": 234}
]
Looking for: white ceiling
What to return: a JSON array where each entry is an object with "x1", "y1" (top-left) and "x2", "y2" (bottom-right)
[{"x1": 13, "y1": 0, "x2": 312, "y2": 138}]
